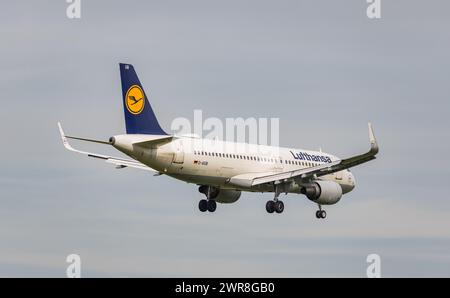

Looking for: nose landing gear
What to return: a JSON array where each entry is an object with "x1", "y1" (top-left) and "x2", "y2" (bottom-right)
[{"x1": 315, "y1": 205, "x2": 327, "y2": 219}]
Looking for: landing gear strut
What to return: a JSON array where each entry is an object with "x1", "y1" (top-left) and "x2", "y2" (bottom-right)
[
  {"x1": 315, "y1": 205, "x2": 327, "y2": 219},
  {"x1": 266, "y1": 184, "x2": 284, "y2": 214},
  {"x1": 198, "y1": 185, "x2": 217, "y2": 213}
]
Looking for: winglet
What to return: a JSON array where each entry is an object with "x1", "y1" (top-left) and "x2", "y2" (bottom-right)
[
  {"x1": 58, "y1": 122, "x2": 75, "y2": 152},
  {"x1": 368, "y1": 122, "x2": 379, "y2": 155}
]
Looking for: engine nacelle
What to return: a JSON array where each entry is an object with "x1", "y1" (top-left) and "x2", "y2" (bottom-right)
[
  {"x1": 215, "y1": 189, "x2": 241, "y2": 204},
  {"x1": 300, "y1": 180, "x2": 342, "y2": 205},
  {"x1": 198, "y1": 186, "x2": 241, "y2": 204}
]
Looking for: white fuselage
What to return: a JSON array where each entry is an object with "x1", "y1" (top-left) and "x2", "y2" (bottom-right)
[{"x1": 111, "y1": 134, "x2": 356, "y2": 195}]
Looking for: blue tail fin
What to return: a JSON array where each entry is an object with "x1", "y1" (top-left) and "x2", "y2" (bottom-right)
[{"x1": 119, "y1": 63, "x2": 167, "y2": 135}]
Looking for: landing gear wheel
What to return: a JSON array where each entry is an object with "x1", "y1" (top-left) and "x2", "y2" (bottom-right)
[
  {"x1": 199, "y1": 199, "x2": 208, "y2": 212},
  {"x1": 315, "y1": 210, "x2": 321, "y2": 219},
  {"x1": 275, "y1": 201, "x2": 284, "y2": 214},
  {"x1": 266, "y1": 201, "x2": 275, "y2": 213},
  {"x1": 207, "y1": 200, "x2": 217, "y2": 212},
  {"x1": 319, "y1": 210, "x2": 327, "y2": 219}
]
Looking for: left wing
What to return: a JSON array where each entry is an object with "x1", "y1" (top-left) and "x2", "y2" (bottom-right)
[
  {"x1": 58, "y1": 122, "x2": 158, "y2": 173},
  {"x1": 229, "y1": 123, "x2": 379, "y2": 187}
]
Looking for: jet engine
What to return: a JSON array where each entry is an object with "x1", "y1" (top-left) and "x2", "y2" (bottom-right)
[
  {"x1": 198, "y1": 185, "x2": 241, "y2": 204},
  {"x1": 300, "y1": 180, "x2": 342, "y2": 205},
  {"x1": 214, "y1": 189, "x2": 241, "y2": 203}
]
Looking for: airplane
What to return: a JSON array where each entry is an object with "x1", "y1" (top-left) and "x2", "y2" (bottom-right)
[{"x1": 58, "y1": 63, "x2": 379, "y2": 219}]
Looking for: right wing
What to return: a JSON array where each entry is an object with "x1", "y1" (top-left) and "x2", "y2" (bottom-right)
[
  {"x1": 58, "y1": 122, "x2": 158, "y2": 173},
  {"x1": 229, "y1": 123, "x2": 379, "y2": 188}
]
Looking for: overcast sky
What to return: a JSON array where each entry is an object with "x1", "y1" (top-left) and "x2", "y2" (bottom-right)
[{"x1": 0, "y1": 0, "x2": 449, "y2": 277}]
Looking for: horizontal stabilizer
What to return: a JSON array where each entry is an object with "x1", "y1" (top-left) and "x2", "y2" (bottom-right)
[{"x1": 58, "y1": 122, "x2": 158, "y2": 172}]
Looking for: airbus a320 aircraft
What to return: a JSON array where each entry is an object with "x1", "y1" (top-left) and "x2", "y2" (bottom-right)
[{"x1": 58, "y1": 64, "x2": 379, "y2": 219}]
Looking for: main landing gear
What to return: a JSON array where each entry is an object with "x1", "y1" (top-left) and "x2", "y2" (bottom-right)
[
  {"x1": 266, "y1": 200, "x2": 284, "y2": 214},
  {"x1": 266, "y1": 184, "x2": 284, "y2": 214},
  {"x1": 198, "y1": 185, "x2": 217, "y2": 213},
  {"x1": 199, "y1": 199, "x2": 216, "y2": 212},
  {"x1": 315, "y1": 205, "x2": 327, "y2": 219}
]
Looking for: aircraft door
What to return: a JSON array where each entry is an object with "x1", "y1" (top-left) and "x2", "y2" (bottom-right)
[
  {"x1": 172, "y1": 148, "x2": 184, "y2": 164},
  {"x1": 172, "y1": 141, "x2": 185, "y2": 164}
]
